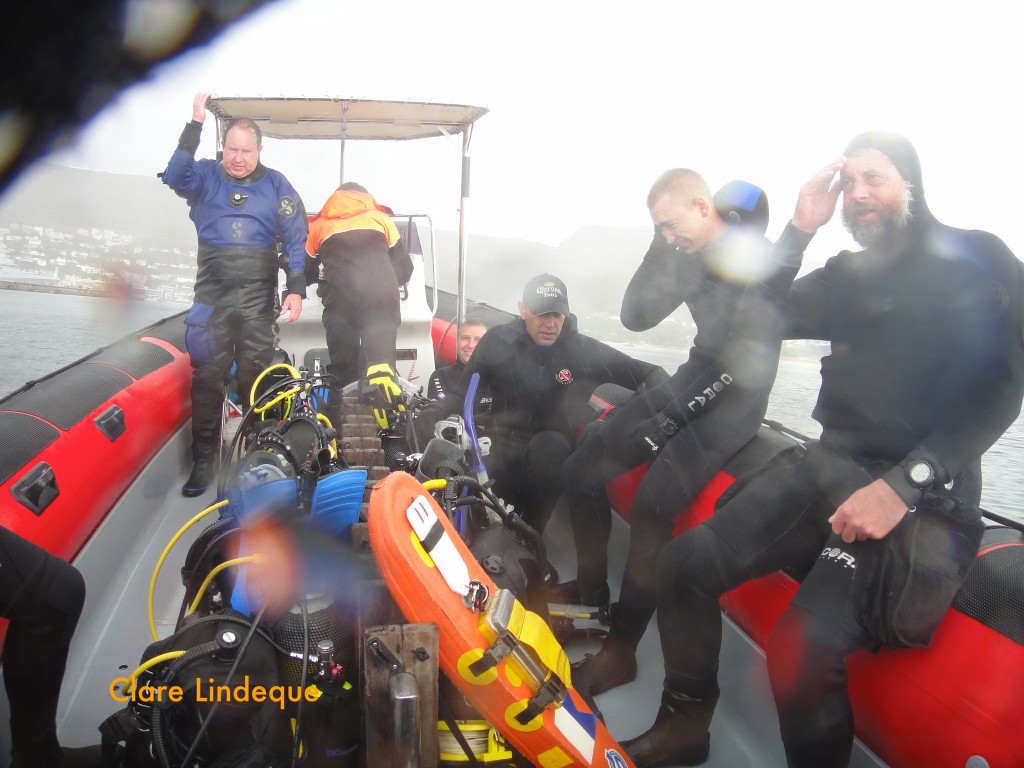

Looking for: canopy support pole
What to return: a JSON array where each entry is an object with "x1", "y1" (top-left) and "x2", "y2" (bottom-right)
[{"x1": 457, "y1": 125, "x2": 474, "y2": 329}]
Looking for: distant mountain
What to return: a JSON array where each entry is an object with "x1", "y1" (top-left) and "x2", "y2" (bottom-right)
[
  {"x1": 0, "y1": 163, "x2": 676, "y2": 338},
  {"x1": 0, "y1": 162, "x2": 197, "y2": 248}
]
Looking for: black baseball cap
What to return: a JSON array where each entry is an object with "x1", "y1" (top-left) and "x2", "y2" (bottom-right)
[{"x1": 522, "y1": 274, "x2": 570, "y2": 316}]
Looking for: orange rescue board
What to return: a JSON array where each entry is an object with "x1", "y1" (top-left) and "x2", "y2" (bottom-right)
[{"x1": 368, "y1": 471, "x2": 634, "y2": 768}]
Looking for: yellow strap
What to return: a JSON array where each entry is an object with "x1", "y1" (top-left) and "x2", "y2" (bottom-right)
[{"x1": 488, "y1": 596, "x2": 573, "y2": 688}]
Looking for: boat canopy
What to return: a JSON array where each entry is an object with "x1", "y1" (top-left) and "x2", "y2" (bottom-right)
[
  {"x1": 206, "y1": 97, "x2": 489, "y2": 142},
  {"x1": 206, "y1": 96, "x2": 488, "y2": 327}
]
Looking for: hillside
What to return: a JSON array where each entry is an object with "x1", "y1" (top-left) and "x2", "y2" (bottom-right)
[
  {"x1": 0, "y1": 163, "x2": 198, "y2": 249},
  {"x1": 0, "y1": 163, "x2": 685, "y2": 342}
]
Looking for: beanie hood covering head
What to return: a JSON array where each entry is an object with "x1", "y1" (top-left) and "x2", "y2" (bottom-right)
[{"x1": 844, "y1": 131, "x2": 934, "y2": 224}]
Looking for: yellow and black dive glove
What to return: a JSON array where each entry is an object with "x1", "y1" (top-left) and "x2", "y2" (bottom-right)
[{"x1": 363, "y1": 362, "x2": 406, "y2": 429}]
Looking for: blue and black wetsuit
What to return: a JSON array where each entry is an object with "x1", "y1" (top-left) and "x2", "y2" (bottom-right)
[{"x1": 163, "y1": 120, "x2": 307, "y2": 461}]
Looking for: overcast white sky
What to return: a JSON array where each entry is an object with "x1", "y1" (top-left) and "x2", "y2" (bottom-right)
[{"x1": 33, "y1": 0, "x2": 1024, "y2": 267}]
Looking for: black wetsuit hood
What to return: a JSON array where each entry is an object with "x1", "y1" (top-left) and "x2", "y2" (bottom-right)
[{"x1": 844, "y1": 131, "x2": 935, "y2": 228}]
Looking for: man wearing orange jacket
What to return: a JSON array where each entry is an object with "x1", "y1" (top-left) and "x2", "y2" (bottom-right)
[{"x1": 306, "y1": 182, "x2": 413, "y2": 429}]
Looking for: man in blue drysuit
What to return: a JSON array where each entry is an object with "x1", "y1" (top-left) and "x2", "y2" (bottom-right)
[{"x1": 163, "y1": 91, "x2": 308, "y2": 497}]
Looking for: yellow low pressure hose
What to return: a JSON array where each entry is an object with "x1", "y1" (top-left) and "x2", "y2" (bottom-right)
[
  {"x1": 148, "y1": 500, "x2": 227, "y2": 641},
  {"x1": 422, "y1": 479, "x2": 447, "y2": 491},
  {"x1": 185, "y1": 554, "x2": 265, "y2": 618},
  {"x1": 253, "y1": 385, "x2": 302, "y2": 417},
  {"x1": 249, "y1": 362, "x2": 301, "y2": 408},
  {"x1": 119, "y1": 650, "x2": 187, "y2": 697}
]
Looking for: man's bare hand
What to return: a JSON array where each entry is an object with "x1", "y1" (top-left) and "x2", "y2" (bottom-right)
[
  {"x1": 791, "y1": 158, "x2": 845, "y2": 234},
  {"x1": 279, "y1": 293, "x2": 303, "y2": 323},
  {"x1": 828, "y1": 478, "x2": 909, "y2": 544},
  {"x1": 192, "y1": 92, "x2": 212, "y2": 124}
]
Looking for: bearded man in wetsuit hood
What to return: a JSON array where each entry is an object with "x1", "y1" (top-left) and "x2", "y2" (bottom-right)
[{"x1": 622, "y1": 133, "x2": 1024, "y2": 768}]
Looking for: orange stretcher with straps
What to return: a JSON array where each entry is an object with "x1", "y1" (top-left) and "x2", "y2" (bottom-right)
[{"x1": 368, "y1": 470, "x2": 634, "y2": 768}]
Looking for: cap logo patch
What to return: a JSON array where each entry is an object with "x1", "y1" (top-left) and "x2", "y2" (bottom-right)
[
  {"x1": 556, "y1": 369, "x2": 573, "y2": 385},
  {"x1": 536, "y1": 282, "x2": 564, "y2": 300}
]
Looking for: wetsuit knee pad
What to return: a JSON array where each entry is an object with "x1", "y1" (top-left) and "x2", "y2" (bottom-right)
[
  {"x1": 655, "y1": 525, "x2": 731, "y2": 599},
  {"x1": 527, "y1": 430, "x2": 572, "y2": 466},
  {"x1": 42, "y1": 558, "x2": 86, "y2": 629},
  {"x1": 184, "y1": 303, "x2": 216, "y2": 367}
]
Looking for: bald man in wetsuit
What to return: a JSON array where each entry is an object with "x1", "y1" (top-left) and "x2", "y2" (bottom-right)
[{"x1": 624, "y1": 133, "x2": 1024, "y2": 768}]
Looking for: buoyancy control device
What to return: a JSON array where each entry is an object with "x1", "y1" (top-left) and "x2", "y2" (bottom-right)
[{"x1": 102, "y1": 368, "x2": 371, "y2": 767}]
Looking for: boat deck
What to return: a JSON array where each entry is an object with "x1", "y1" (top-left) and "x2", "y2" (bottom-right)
[
  {"x1": 543, "y1": 506, "x2": 886, "y2": 768},
  {"x1": 0, "y1": 422, "x2": 886, "y2": 767}
]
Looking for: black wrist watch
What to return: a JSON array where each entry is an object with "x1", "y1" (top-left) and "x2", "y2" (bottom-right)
[{"x1": 905, "y1": 459, "x2": 935, "y2": 489}]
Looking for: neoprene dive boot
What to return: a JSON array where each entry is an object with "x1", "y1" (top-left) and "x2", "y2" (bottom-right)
[
  {"x1": 361, "y1": 362, "x2": 406, "y2": 429},
  {"x1": 182, "y1": 437, "x2": 218, "y2": 497},
  {"x1": 570, "y1": 608, "x2": 638, "y2": 695},
  {"x1": 621, "y1": 685, "x2": 720, "y2": 767},
  {"x1": 182, "y1": 455, "x2": 215, "y2": 497}
]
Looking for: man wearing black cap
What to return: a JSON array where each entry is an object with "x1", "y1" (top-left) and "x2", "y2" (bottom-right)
[
  {"x1": 561, "y1": 170, "x2": 797, "y2": 695},
  {"x1": 414, "y1": 273, "x2": 667, "y2": 534},
  {"x1": 623, "y1": 135, "x2": 1024, "y2": 767}
]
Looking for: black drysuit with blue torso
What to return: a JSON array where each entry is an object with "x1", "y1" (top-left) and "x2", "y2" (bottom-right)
[
  {"x1": 417, "y1": 315, "x2": 667, "y2": 533},
  {"x1": 563, "y1": 226, "x2": 801, "y2": 653},
  {"x1": 163, "y1": 121, "x2": 308, "y2": 462},
  {"x1": 653, "y1": 149, "x2": 1024, "y2": 765}
]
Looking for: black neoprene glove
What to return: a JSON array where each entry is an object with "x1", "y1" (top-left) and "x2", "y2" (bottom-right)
[
  {"x1": 562, "y1": 419, "x2": 608, "y2": 486},
  {"x1": 412, "y1": 401, "x2": 446, "y2": 449},
  {"x1": 605, "y1": 410, "x2": 680, "y2": 468}
]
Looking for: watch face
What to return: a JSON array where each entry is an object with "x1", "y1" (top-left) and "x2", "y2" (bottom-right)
[{"x1": 908, "y1": 461, "x2": 933, "y2": 486}]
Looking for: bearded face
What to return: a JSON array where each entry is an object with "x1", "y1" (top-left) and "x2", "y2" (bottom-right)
[
  {"x1": 841, "y1": 183, "x2": 912, "y2": 248},
  {"x1": 839, "y1": 149, "x2": 914, "y2": 249}
]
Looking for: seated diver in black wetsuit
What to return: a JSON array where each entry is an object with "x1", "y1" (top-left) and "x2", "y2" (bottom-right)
[
  {"x1": 554, "y1": 171, "x2": 802, "y2": 697},
  {"x1": 622, "y1": 133, "x2": 1024, "y2": 768},
  {"x1": 0, "y1": 528, "x2": 109, "y2": 767},
  {"x1": 415, "y1": 274, "x2": 668, "y2": 536},
  {"x1": 426, "y1": 318, "x2": 489, "y2": 401}
]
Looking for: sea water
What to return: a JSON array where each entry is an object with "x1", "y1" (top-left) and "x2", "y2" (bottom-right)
[
  {"x1": 1, "y1": 289, "x2": 1020, "y2": 523},
  {"x1": 619, "y1": 343, "x2": 1024, "y2": 525},
  {"x1": 0, "y1": 290, "x2": 186, "y2": 396}
]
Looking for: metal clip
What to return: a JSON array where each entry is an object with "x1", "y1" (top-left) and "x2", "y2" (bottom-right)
[
  {"x1": 367, "y1": 636, "x2": 404, "y2": 674},
  {"x1": 463, "y1": 579, "x2": 489, "y2": 612}
]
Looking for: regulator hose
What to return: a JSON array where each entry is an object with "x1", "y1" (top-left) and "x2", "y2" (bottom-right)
[
  {"x1": 150, "y1": 639, "x2": 222, "y2": 768},
  {"x1": 174, "y1": 605, "x2": 270, "y2": 768},
  {"x1": 449, "y1": 474, "x2": 548, "y2": 571}
]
